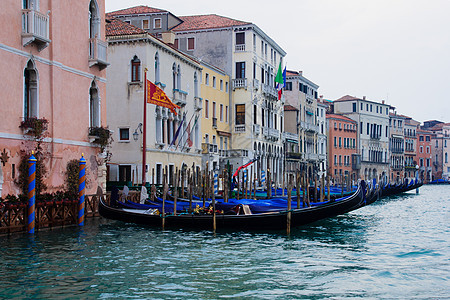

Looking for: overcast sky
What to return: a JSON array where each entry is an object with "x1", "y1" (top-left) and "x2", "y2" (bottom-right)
[{"x1": 106, "y1": 0, "x2": 450, "y2": 124}]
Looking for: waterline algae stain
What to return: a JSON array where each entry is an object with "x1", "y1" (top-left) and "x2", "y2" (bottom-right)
[{"x1": 0, "y1": 185, "x2": 448, "y2": 298}]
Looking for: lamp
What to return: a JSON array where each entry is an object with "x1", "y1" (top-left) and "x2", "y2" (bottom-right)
[{"x1": 133, "y1": 123, "x2": 143, "y2": 141}]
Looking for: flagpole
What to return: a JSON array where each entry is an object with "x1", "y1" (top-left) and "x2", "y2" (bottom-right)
[
  {"x1": 142, "y1": 68, "x2": 148, "y2": 185},
  {"x1": 180, "y1": 114, "x2": 199, "y2": 150}
]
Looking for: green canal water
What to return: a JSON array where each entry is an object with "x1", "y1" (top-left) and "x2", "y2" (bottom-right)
[{"x1": 0, "y1": 185, "x2": 449, "y2": 299}]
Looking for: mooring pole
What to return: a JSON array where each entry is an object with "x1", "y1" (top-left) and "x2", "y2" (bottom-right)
[
  {"x1": 27, "y1": 152, "x2": 37, "y2": 234},
  {"x1": 78, "y1": 153, "x2": 86, "y2": 226}
]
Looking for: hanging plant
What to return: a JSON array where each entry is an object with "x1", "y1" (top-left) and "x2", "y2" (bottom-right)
[
  {"x1": 19, "y1": 117, "x2": 49, "y2": 140},
  {"x1": 89, "y1": 126, "x2": 112, "y2": 151}
]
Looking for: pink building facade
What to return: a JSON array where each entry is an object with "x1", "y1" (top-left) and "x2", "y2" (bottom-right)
[{"x1": 0, "y1": 0, "x2": 108, "y2": 197}]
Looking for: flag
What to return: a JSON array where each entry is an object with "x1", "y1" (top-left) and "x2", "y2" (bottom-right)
[
  {"x1": 186, "y1": 121, "x2": 193, "y2": 147},
  {"x1": 275, "y1": 62, "x2": 286, "y2": 100},
  {"x1": 170, "y1": 113, "x2": 186, "y2": 147},
  {"x1": 147, "y1": 80, "x2": 180, "y2": 115}
]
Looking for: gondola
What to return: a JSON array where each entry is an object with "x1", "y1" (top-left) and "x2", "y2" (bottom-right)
[{"x1": 99, "y1": 180, "x2": 367, "y2": 230}]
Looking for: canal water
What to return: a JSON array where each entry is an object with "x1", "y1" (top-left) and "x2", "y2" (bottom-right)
[{"x1": 0, "y1": 185, "x2": 449, "y2": 299}]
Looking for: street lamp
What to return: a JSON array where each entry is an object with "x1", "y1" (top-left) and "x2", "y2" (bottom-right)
[{"x1": 133, "y1": 123, "x2": 143, "y2": 141}]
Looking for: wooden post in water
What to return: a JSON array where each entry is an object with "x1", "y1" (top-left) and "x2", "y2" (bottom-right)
[
  {"x1": 314, "y1": 175, "x2": 318, "y2": 203},
  {"x1": 296, "y1": 171, "x2": 301, "y2": 209},
  {"x1": 173, "y1": 168, "x2": 178, "y2": 216},
  {"x1": 267, "y1": 169, "x2": 271, "y2": 199},
  {"x1": 250, "y1": 167, "x2": 253, "y2": 200},
  {"x1": 162, "y1": 169, "x2": 167, "y2": 229},
  {"x1": 327, "y1": 174, "x2": 331, "y2": 202},
  {"x1": 305, "y1": 173, "x2": 309, "y2": 206},
  {"x1": 211, "y1": 174, "x2": 216, "y2": 232},
  {"x1": 320, "y1": 175, "x2": 325, "y2": 202},
  {"x1": 287, "y1": 175, "x2": 293, "y2": 235},
  {"x1": 151, "y1": 168, "x2": 155, "y2": 202},
  {"x1": 341, "y1": 175, "x2": 344, "y2": 197},
  {"x1": 189, "y1": 172, "x2": 193, "y2": 212},
  {"x1": 181, "y1": 167, "x2": 185, "y2": 199}
]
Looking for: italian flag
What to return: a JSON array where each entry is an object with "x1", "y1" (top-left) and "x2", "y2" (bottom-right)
[{"x1": 275, "y1": 62, "x2": 286, "y2": 100}]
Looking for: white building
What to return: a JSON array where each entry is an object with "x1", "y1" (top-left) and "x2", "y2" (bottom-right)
[
  {"x1": 105, "y1": 17, "x2": 202, "y2": 185},
  {"x1": 333, "y1": 95, "x2": 391, "y2": 181},
  {"x1": 172, "y1": 14, "x2": 287, "y2": 184}
]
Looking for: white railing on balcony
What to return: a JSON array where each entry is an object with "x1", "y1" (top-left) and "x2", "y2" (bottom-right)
[
  {"x1": 300, "y1": 121, "x2": 319, "y2": 132},
  {"x1": 305, "y1": 153, "x2": 319, "y2": 161},
  {"x1": 262, "y1": 84, "x2": 277, "y2": 98},
  {"x1": 253, "y1": 124, "x2": 260, "y2": 135},
  {"x1": 172, "y1": 89, "x2": 187, "y2": 106},
  {"x1": 253, "y1": 78, "x2": 260, "y2": 90},
  {"x1": 269, "y1": 128, "x2": 279, "y2": 140},
  {"x1": 89, "y1": 38, "x2": 108, "y2": 67},
  {"x1": 235, "y1": 44, "x2": 245, "y2": 52},
  {"x1": 22, "y1": 9, "x2": 50, "y2": 49},
  {"x1": 282, "y1": 132, "x2": 298, "y2": 142},
  {"x1": 235, "y1": 124, "x2": 246, "y2": 133},
  {"x1": 232, "y1": 78, "x2": 247, "y2": 90},
  {"x1": 263, "y1": 126, "x2": 269, "y2": 137}
]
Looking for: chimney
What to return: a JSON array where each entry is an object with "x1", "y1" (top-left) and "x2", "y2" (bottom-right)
[
  {"x1": 382, "y1": 100, "x2": 385, "y2": 104},
  {"x1": 362, "y1": 96, "x2": 366, "y2": 100},
  {"x1": 161, "y1": 31, "x2": 175, "y2": 45}
]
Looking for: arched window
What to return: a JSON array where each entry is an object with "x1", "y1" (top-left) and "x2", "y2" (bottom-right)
[
  {"x1": 89, "y1": 0, "x2": 100, "y2": 39},
  {"x1": 155, "y1": 52, "x2": 160, "y2": 83},
  {"x1": 177, "y1": 65, "x2": 181, "y2": 90},
  {"x1": 89, "y1": 81, "x2": 100, "y2": 127},
  {"x1": 131, "y1": 55, "x2": 141, "y2": 82},
  {"x1": 194, "y1": 72, "x2": 199, "y2": 98},
  {"x1": 445, "y1": 153, "x2": 448, "y2": 164},
  {"x1": 24, "y1": 60, "x2": 38, "y2": 119}
]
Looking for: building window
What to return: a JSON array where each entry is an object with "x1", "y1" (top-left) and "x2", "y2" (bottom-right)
[
  {"x1": 220, "y1": 104, "x2": 224, "y2": 122},
  {"x1": 155, "y1": 52, "x2": 160, "y2": 83},
  {"x1": 426, "y1": 136, "x2": 430, "y2": 142},
  {"x1": 419, "y1": 136, "x2": 424, "y2": 141},
  {"x1": 174, "y1": 38, "x2": 179, "y2": 49},
  {"x1": 205, "y1": 100, "x2": 209, "y2": 118},
  {"x1": 89, "y1": 0, "x2": 100, "y2": 39},
  {"x1": 419, "y1": 146, "x2": 423, "y2": 153},
  {"x1": 236, "y1": 62, "x2": 246, "y2": 79},
  {"x1": 89, "y1": 81, "x2": 100, "y2": 127},
  {"x1": 334, "y1": 137, "x2": 337, "y2": 147},
  {"x1": 235, "y1": 104, "x2": 245, "y2": 125},
  {"x1": 118, "y1": 165, "x2": 131, "y2": 182},
  {"x1": 353, "y1": 103, "x2": 357, "y2": 112},
  {"x1": 285, "y1": 82, "x2": 292, "y2": 91},
  {"x1": 212, "y1": 102, "x2": 216, "y2": 119},
  {"x1": 220, "y1": 79, "x2": 223, "y2": 91},
  {"x1": 205, "y1": 73, "x2": 209, "y2": 85},
  {"x1": 426, "y1": 146, "x2": 430, "y2": 153},
  {"x1": 119, "y1": 128, "x2": 130, "y2": 141},
  {"x1": 154, "y1": 18, "x2": 162, "y2": 29},
  {"x1": 236, "y1": 32, "x2": 245, "y2": 45},
  {"x1": 187, "y1": 37, "x2": 195, "y2": 50},
  {"x1": 225, "y1": 82, "x2": 229, "y2": 93},
  {"x1": 446, "y1": 153, "x2": 448, "y2": 163},
  {"x1": 131, "y1": 55, "x2": 141, "y2": 82},
  {"x1": 142, "y1": 19, "x2": 149, "y2": 29},
  {"x1": 213, "y1": 76, "x2": 216, "y2": 88},
  {"x1": 225, "y1": 106, "x2": 229, "y2": 123},
  {"x1": 23, "y1": 60, "x2": 38, "y2": 119}
]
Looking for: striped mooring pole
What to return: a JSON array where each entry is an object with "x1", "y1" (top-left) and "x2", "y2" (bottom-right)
[
  {"x1": 27, "y1": 152, "x2": 37, "y2": 234},
  {"x1": 78, "y1": 154, "x2": 86, "y2": 226},
  {"x1": 261, "y1": 170, "x2": 266, "y2": 186},
  {"x1": 214, "y1": 172, "x2": 218, "y2": 195}
]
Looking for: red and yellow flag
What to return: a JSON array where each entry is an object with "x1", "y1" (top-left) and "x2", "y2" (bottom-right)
[{"x1": 146, "y1": 80, "x2": 180, "y2": 115}]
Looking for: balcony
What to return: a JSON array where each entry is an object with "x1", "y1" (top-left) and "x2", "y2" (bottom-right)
[
  {"x1": 282, "y1": 132, "x2": 299, "y2": 142},
  {"x1": 235, "y1": 124, "x2": 246, "y2": 133},
  {"x1": 370, "y1": 133, "x2": 381, "y2": 140},
  {"x1": 212, "y1": 117, "x2": 217, "y2": 129},
  {"x1": 202, "y1": 143, "x2": 218, "y2": 154},
  {"x1": 172, "y1": 89, "x2": 187, "y2": 106},
  {"x1": 391, "y1": 148, "x2": 404, "y2": 154},
  {"x1": 22, "y1": 9, "x2": 50, "y2": 51},
  {"x1": 253, "y1": 124, "x2": 260, "y2": 135},
  {"x1": 89, "y1": 38, "x2": 108, "y2": 69},
  {"x1": 269, "y1": 128, "x2": 280, "y2": 140},
  {"x1": 305, "y1": 153, "x2": 319, "y2": 161},
  {"x1": 253, "y1": 78, "x2": 260, "y2": 90},
  {"x1": 286, "y1": 152, "x2": 302, "y2": 160},
  {"x1": 300, "y1": 121, "x2": 319, "y2": 133},
  {"x1": 227, "y1": 149, "x2": 249, "y2": 158},
  {"x1": 235, "y1": 44, "x2": 245, "y2": 52},
  {"x1": 232, "y1": 78, "x2": 247, "y2": 90},
  {"x1": 194, "y1": 97, "x2": 202, "y2": 111},
  {"x1": 262, "y1": 84, "x2": 277, "y2": 99},
  {"x1": 262, "y1": 126, "x2": 269, "y2": 137}
]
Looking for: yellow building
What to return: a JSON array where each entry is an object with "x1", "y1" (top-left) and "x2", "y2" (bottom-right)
[{"x1": 200, "y1": 62, "x2": 231, "y2": 172}]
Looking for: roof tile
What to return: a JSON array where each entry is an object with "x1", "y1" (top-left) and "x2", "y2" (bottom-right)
[
  {"x1": 106, "y1": 18, "x2": 146, "y2": 37},
  {"x1": 107, "y1": 5, "x2": 167, "y2": 17},
  {"x1": 173, "y1": 14, "x2": 251, "y2": 31}
]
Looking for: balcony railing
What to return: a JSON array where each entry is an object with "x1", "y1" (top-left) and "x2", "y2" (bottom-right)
[
  {"x1": 172, "y1": 89, "x2": 187, "y2": 107},
  {"x1": 370, "y1": 133, "x2": 381, "y2": 140},
  {"x1": 282, "y1": 132, "x2": 299, "y2": 142},
  {"x1": 253, "y1": 124, "x2": 260, "y2": 135},
  {"x1": 212, "y1": 117, "x2": 217, "y2": 129},
  {"x1": 235, "y1": 124, "x2": 246, "y2": 133},
  {"x1": 22, "y1": 9, "x2": 50, "y2": 51},
  {"x1": 286, "y1": 152, "x2": 302, "y2": 160},
  {"x1": 269, "y1": 128, "x2": 280, "y2": 140},
  {"x1": 202, "y1": 143, "x2": 218, "y2": 154},
  {"x1": 262, "y1": 84, "x2": 277, "y2": 99},
  {"x1": 235, "y1": 44, "x2": 245, "y2": 52},
  {"x1": 89, "y1": 38, "x2": 108, "y2": 69},
  {"x1": 232, "y1": 78, "x2": 247, "y2": 90},
  {"x1": 262, "y1": 126, "x2": 269, "y2": 137},
  {"x1": 305, "y1": 153, "x2": 319, "y2": 161},
  {"x1": 300, "y1": 121, "x2": 319, "y2": 133}
]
